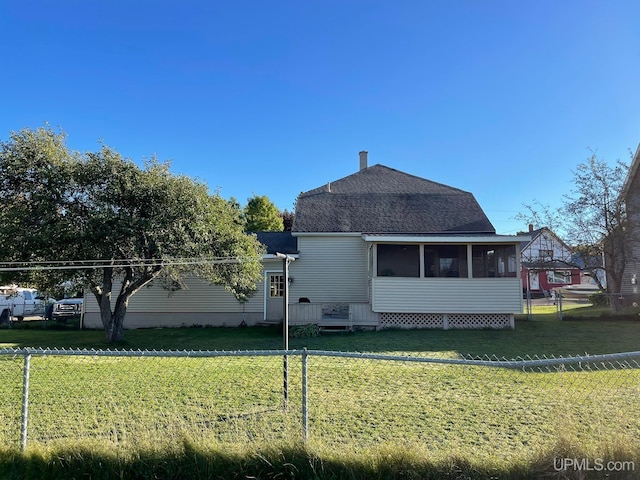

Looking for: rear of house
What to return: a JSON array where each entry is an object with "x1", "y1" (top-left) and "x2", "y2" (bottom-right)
[
  {"x1": 83, "y1": 152, "x2": 527, "y2": 330},
  {"x1": 288, "y1": 152, "x2": 527, "y2": 329},
  {"x1": 82, "y1": 233, "x2": 298, "y2": 329}
]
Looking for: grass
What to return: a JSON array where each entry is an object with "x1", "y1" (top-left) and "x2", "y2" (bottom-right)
[
  {"x1": 1, "y1": 305, "x2": 640, "y2": 479},
  {"x1": 3, "y1": 303, "x2": 640, "y2": 358}
]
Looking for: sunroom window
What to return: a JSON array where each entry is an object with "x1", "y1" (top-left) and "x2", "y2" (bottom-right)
[
  {"x1": 472, "y1": 245, "x2": 517, "y2": 278},
  {"x1": 424, "y1": 245, "x2": 468, "y2": 278},
  {"x1": 376, "y1": 244, "x2": 420, "y2": 277}
]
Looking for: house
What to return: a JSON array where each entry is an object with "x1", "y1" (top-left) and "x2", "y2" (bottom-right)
[
  {"x1": 616, "y1": 143, "x2": 640, "y2": 303},
  {"x1": 287, "y1": 151, "x2": 527, "y2": 329},
  {"x1": 82, "y1": 232, "x2": 299, "y2": 329},
  {"x1": 520, "y1": 225, "x2": 581, "y2": 297},
  {"x1": 83, "y1": 152, "x2": 528, "y2": 330}
]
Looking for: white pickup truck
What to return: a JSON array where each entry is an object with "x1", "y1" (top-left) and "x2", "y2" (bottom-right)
[
  {"x1": 0, "y1": 296, "x2": 10, "y2": 324},
  {"x1": 0, "y1": 286, "x2": 45, "y2": 323}
]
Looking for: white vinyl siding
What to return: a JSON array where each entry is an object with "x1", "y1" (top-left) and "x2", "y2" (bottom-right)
[
  {"x1": 85, "y1": 275, "x2": 265, "y2": 314},
  {"x1": 290, "y1": 235, "x2": 368, "y2": 303},
  {"x1": 521, "y1": 232, "x2": 573, "y2": 263},
  {"x1": 372, "y1": 277, "x2": 523, "y2": 313}
]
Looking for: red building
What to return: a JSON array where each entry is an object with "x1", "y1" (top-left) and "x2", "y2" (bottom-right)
[{"x1": 521, "y1": 226, "x2": 581, "y2": 297}]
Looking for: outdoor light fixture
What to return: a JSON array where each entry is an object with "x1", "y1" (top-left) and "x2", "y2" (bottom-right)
[{"x1": 632, "y1": 274, "x2": 637, "y2": 285}]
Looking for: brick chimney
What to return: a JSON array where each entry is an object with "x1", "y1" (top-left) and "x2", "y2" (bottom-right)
[
  {"x1": 528, "y1": 224, "x2": 534, "y2": 233},
  {"x1": 359, "y1": 150, "x2": 368, "y2": 171}
]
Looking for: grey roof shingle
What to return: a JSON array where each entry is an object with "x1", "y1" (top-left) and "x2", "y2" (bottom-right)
[
  {"x1": 254, "y1": 231, "x2": 298, "y2": 254},
  {"x1": 292, "y1": 164, "x2": 495, "y2": 234}
]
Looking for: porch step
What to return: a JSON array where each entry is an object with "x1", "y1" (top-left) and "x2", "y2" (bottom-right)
[{"x1": 256, "y1": 319, "x2": 282, "y2": 327}]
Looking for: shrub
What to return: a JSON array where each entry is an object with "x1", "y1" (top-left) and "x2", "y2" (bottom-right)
[
  {"x1": 588, "y1": 292, "x2": 609, "y2": 307},
  {"x1": 290, "y1": 324, "x2": 320, "y2": 338}
]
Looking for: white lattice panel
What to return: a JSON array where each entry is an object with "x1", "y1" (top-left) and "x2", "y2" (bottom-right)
[
  {"x1": 380, "y1": 313, "x2": 444, "y2": 328},
  {"x1": 448, "y1": 313, "x2": 511, "y2": 329},
  {"x1": 380, "y1": 312, "x2": 512, "y2": 329}
]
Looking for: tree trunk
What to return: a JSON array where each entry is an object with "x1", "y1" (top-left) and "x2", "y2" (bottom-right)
[
  {"x1": 94, "y1": 265, "x2": 162, "y2": 343},
  {"x1": 610, "y1": 294, "x2": 622, "y2": 314},
  {"x1": 609, "y1": 277, "x2": 623, "y2": 314},
  {"x1": 106, "y1": 300, "x2": 128, "y2": 343}
]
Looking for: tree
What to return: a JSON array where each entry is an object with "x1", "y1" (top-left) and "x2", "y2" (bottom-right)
[
  {"x1": 279, "y1": 208, "x2": 295, "y2": 231},
  {"x1": 517, "y1": 152, "x2": 631, "y2": 311},
  {"x1": 243, "y1": 195, "x2": 284, "y2": 232},
  {"x1": 0, "y1": 126, "x2": 264, "y2": 342}
]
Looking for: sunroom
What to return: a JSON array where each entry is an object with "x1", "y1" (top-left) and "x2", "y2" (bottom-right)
[{"x1": 364, "y1": 235, "x2": 526, "y2": 329}]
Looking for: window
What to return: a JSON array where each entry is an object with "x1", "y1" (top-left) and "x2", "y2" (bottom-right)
[
  {"x1": 269, "y1": 274, "x2": 284, "y2": 297},
  {"x1": 424, "y1": 245, "x2": 468, "y2": 278},
  {"x1": 377, "y1": 244, "x2": 420, "y2": 277},
  {"x1": 538, "y1": 249, "x2": 554, "y2": 259},
  {"x1": 547, "y1": 270, "x2": 572, "y2": 284},
  {"x1": 472, "y1": 245, "x2": 517, "y2": 278}
]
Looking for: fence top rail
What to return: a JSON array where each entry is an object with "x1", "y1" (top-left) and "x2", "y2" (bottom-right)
[{"x1": 1, "y1": 347, "x2": 639, "y2": 368}]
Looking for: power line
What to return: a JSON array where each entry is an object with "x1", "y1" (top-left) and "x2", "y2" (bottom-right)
[{"x1": 0, "y1": 257, "x2": 253, "y2": 272}]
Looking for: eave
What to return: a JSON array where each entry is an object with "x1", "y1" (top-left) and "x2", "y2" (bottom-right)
[{"x1": 362, "y1": 234, "x2": 530, "y2": 244}]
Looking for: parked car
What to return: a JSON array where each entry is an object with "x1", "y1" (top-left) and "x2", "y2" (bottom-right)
[{"x1": 46, "y1": 298, "x2": 83, "y2": 322}]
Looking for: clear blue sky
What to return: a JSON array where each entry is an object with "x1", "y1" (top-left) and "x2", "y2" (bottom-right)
[{"x1": 2, "y1": 1, "x2": 639, "y2": 234}]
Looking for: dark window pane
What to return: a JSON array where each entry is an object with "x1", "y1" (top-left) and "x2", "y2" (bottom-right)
[
  {"x1": 472, "y1": 245, "x2": 517, "y2": 278},
  {"x1": 377, "y1": 244, "x2": 420, "y2": 277},
  {"x1": 424, "y1": 245, "x2": 468, "y2": 278}
]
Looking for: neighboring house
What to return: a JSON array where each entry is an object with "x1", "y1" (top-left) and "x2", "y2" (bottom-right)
[
  {"x1": 617, "y1": 143, "x2": 640, "y2": 303},
  {"x1": 84, "y1": 152, "x2": 527, "y2": 330},
  {"x1": 520, "y1": 225, "x2": 581, "y2": 297}
]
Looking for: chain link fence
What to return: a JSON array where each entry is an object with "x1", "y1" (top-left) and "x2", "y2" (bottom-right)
[{"x1": 1, "y1": 348, "x2": 639, "y2": 463}]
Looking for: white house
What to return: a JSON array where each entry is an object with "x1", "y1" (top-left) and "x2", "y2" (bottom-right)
[
  {"x1": 520, "y1": 226, "x2": 581, "y2": 296},
  {"x1": 83, "y1": 152, "x2": 527, "y2": 330}
]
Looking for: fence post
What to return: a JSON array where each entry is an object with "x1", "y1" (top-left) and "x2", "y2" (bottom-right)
[
  {"x1": 283, "y1": 355, "x2": 289, "y2": 411},
  {"x1": 302, "y1": 348, "x2": 308, "y2": 441},
  {"x1": 20, "y1": 353, "x2": 31, "y2": 452},
  {"x1": 556, "y1": 292, "x2": 563, "y2": 321}
]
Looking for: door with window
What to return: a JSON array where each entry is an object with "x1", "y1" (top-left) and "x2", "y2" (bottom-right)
[{"x1": 265, "y1": 272, "x2": 284, "y2": 321}]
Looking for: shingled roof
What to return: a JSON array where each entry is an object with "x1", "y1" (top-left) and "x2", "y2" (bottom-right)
[
  {"x1": 254, "y1": 231, "x2": 298, "y2": 255},
  {"x1": 292, "y1": 164, "x2": 495, "y2": 234}
]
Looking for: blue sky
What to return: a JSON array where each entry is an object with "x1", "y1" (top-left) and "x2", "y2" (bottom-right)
[{"x1": 2, "y1": 1, "x2": 639, "y2": 234}]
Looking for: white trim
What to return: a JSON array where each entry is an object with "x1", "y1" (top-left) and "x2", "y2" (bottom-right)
[{"x1": 362, "y1": 234, "x2": 530, "y2": 244}]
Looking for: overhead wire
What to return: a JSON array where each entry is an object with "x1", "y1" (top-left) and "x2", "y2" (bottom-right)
[{"x1": 0, "y1": 256, "x2": 255, "y2": 272}]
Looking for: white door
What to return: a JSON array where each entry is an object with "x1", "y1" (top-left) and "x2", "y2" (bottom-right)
[{"x1": 265, "y1": 273, "x2": 284, "y2": 321}]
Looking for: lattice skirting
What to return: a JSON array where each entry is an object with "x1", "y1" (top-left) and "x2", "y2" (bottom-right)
[
  {"x1": 380, "y1": 312, "x2": 513, "y2": 329},
  {"x1": 381, "y1": 313, "x2": 444, "y2": 328}
]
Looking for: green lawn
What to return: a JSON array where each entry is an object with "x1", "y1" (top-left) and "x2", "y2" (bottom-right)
[
  {"x1": 1, "y1": 307, "x2": 640, "y2": 479},
  {"x1": 2, "y1": 304, "x2": 640, "y2": 358}
]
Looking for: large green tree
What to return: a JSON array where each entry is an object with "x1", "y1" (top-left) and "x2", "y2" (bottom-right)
[
  {"x1": 0, "y1": 126, "x2": 264, "y2": 342},
  {"x1": 243, "y1": 194, "x2": 284, "y2": 232},
  {"x1": 518, "y1": 152, "x2": 631, "y2": 311}
]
